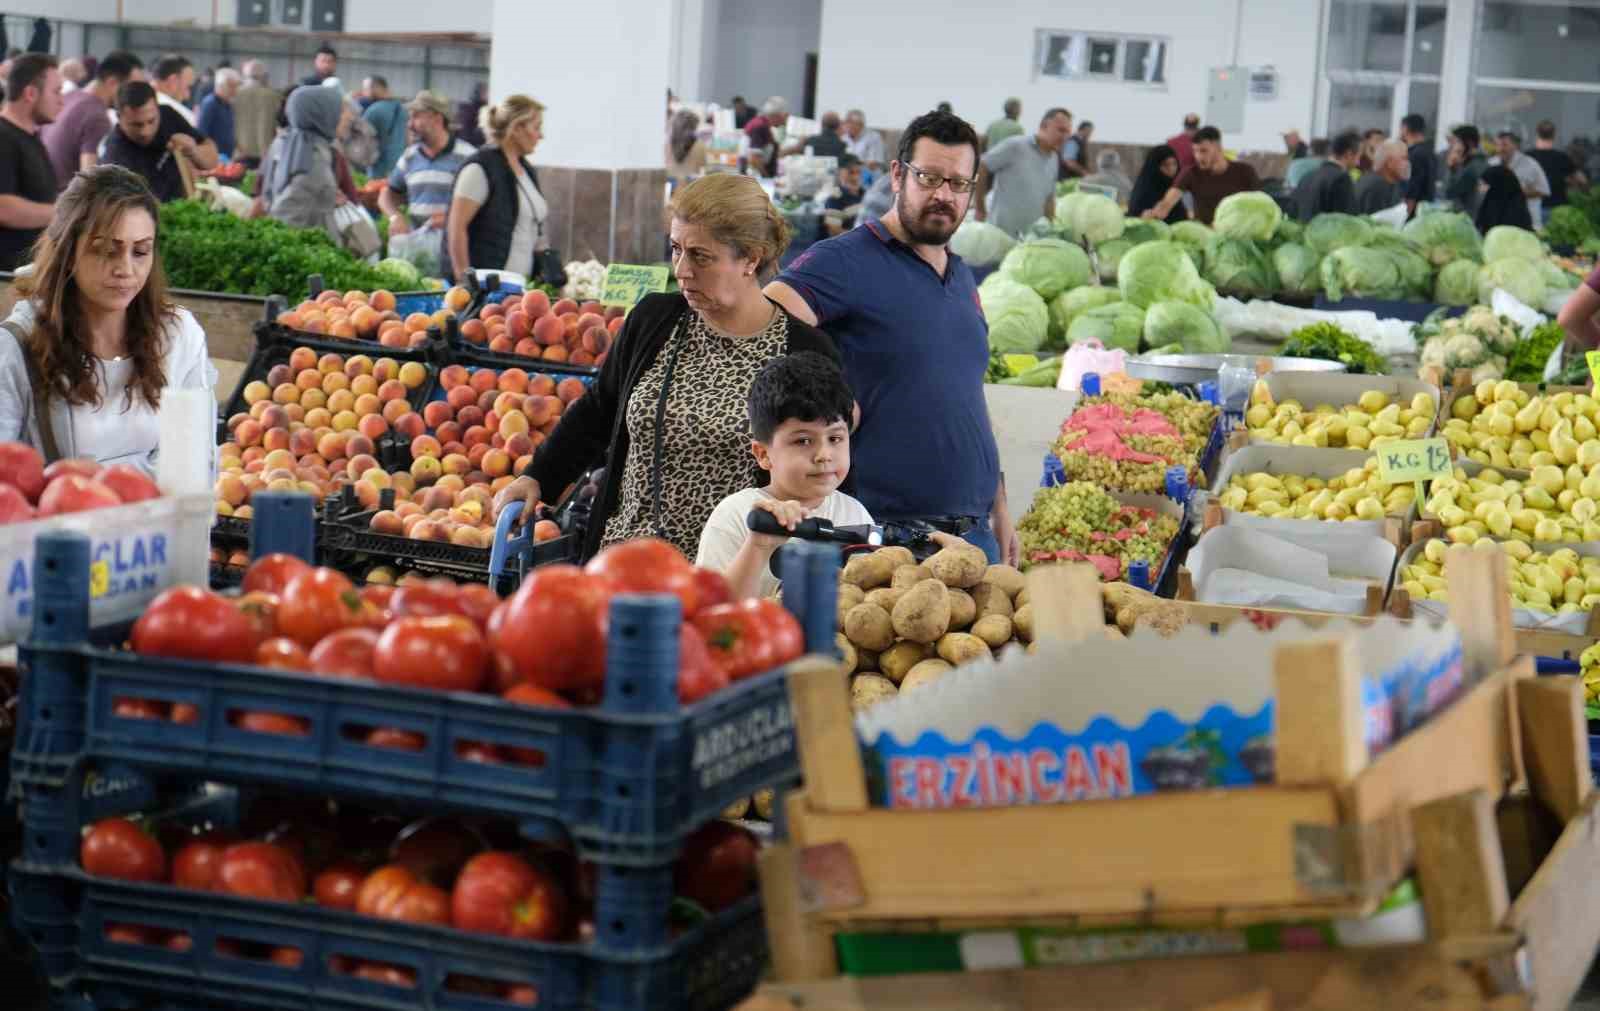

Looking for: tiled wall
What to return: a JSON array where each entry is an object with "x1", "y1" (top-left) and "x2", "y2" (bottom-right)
[{"x1": 539, "y1": 167, "x2": 670, "y2": 266}]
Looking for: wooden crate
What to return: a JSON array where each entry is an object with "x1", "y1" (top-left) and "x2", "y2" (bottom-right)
[{"x1": 746, "y1": 554, "x2": 1600, "y2": 1010}]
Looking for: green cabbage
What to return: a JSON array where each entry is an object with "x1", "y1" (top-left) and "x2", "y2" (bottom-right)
[
  {"x1": 1118, "y1": 240, "x2": 1217, "y2": 311},
  {"x1": 1319, "y1": 247, "x2": 1401, "y2": 301},
  {"x1": 1054, "y1": 192, "x2": 1126, "y2": 244},
  {"x1": 1306, "y1": 213, "x2": 1374, "y2": 255},
  {"x1": 1094, "y1": 238, "x2": 1133, "y2": 283},
  {"x1": 1170, "y1": 220, "x2": 1213, "y2": 250},
  {"x1": 1272, "y1": 243, "x2": 1321, "y2": 296},
  {"x1": 1374, "y1": 242, "x2": 1433, "y2": 299},
  {"x1": 1401, "y1": 211, "x2": 1483, "y2": 266},
  {"x1": 1203, "y1": 236, "x2": 1277, "y2": 298},
  {"x1": 1120, "y1": 219, "x2": 1170, "y2": 245},
  {"x1": 1482, "y1": 225, "x2": 1543, "y2": 264},
  {"x1": 1476, "y1": 258, "x2": 1545, "y2": 308},
  {"x1": 1143, "y1": 300, "x2": 1228, "y2": 354},
  {"x1": 1048, "y1": 286, "x2": 1122, "y2": 345},
  {"x1": 949, "y1": 220, "x2": 1017, "y2": 267},
  {"x1": 1270, "y1": 218, "x2": 1304, "y2": 247},
  {"x1": 374, "y1": 257, "x2": 422, "y2": 289},
  {"x1": 979, "y1": 274, "x2": 1050, "y2": 353},
  {"x1": 1433, "y1": 260, "x2": 1479, "y2": 306},
  {"x1": 998, "y1": 237, "x2": 1092, "y2": 300},
  {"x1": 1212, "y1": 192, "x2": 1283, "y2": 242},
  {"x1": 1540, "y1": 259, "x2": 1580, "y2": 292},
  {"x1": 1065, "y1": 301, "x2": 1146, "y2": 352}
]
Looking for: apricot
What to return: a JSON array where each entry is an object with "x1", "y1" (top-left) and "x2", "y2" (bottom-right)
[
  {"x1": 242, "y1": 380, "x2": 272, "y2": 405},
  {"x1": 444, "y1": 286, "x2": 472, "y2": 313}
]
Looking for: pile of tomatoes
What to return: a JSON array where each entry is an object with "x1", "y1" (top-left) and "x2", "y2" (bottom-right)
[
  {"x1": 127, "y1": 537, "x2": 805, "y2": 718},
  {"x1": 79, "y1": 798, "x2": 759, "y2": 999}
]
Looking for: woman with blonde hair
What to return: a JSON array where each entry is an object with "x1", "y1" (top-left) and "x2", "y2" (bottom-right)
[
  {"x1": 493, "y1": 173, "x2": 836, "y2": 559},
  {"x1": 445, "y1": 93, "x2": 548, "y2": 281},
  {"x1": 0, "y1": 165, "x2": 213, "y2": 471}
]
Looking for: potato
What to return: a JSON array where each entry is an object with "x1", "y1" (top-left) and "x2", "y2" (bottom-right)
[
  {"x1": 864, "y1": 586, "x2": 905, "y2": 611},
  {"x1": 842, "y1": 552, "x2": 894, "y2": 589},
  {"x1": 837, "y1": 583, "x2": 866, "y2": 609},
  {"x1": 1132, "y1": 602, "x2": 1188, "y2": 638},
  {"x1": 1114, "y1": 596, "x2": 1169, "y2": 635},
  {"x1": 836, "y1": 633, "x2": 858, "y2": 674},
  {"x1": 983, "y1": 564, "x2": 1026, "y2": 599},
  {"x1": 1014, "y1": 586, "x2": 1029, "y2": 609},
  {"x1": 752, "y1": 788, "x2": 775, "y2": 820},
  {"x1": 891, "y1": 564, "x2": 933, "y2": 590},
  {"x1": 1103, "y1": 625, "x2": 1125, "y2": 640},
  {"x1": 851, "y1": 673, "x2": 899, "y2": 711},
  {"x1": 970, "y1": 613, "x2": 1013, "y2": 648},
  {"x1": 1102, "y1": 581, "x2": 1154, "y2": 614},
  {"x1": 970, "y1": 582, "x2": 1014, "y2": 619},
  {"x1": 937, "y1": 632, "x2": 991, "y2": 666},
  {"x1": 874, "y1": 546, "x2": 916, "y2": 569},
  {"x1": 947, "y1": 588, "x2": 977, "y2": 629},
  {"x1": 880, "y1": 641, "x2": 931, "y2": 683},
  {"x1": 901, "y1": 658, "x2": 952, "y2": 691},
  {"x1": 844, "y1": 603, "x2": 896, "y2": 651},
  {"x1": 855, "y1": 647, "x2": 880, "y2": 674},
  {"x1": 722, "y1": 795, "x2": 751, "y2": 819},
  {"x1": 1013, "y1": 603, "x2": 1034, "y2": 642},
  {"x1": 891, "y1": 579, "x2": 951, "y2": 643},
  {"x1": 926, "y1": 545, "x2": 987, "y2": 588}
]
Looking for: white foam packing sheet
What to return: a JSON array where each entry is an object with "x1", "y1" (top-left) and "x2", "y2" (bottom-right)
[
  {"x1": 1394, "y1": 536, "x2": 1598, "y2": 637},
  {"x1": 1189, "y1": 526, "x2": 1396, "y2": 615},
  {"x1": 1209, "y1": 443, "x2": 1408, "y2": 543}
]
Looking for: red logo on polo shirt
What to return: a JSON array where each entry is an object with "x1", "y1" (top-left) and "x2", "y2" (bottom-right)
[{"x1": 972, "y1": 290, "x2": 985, "y2": 317}]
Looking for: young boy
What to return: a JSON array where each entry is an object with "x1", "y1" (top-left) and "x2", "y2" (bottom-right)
[{"x1": 697, "y1": 352, "x2": 873, "y2": 599}]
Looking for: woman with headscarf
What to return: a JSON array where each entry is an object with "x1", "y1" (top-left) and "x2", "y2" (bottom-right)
[
  {"x1": 666, "y1": 110, "x2": 706, "y2": 185},
  {"x1": 1475, "y1": 164, "x2": 1533, "y2": 234},
  {"x1": 1129, "y1": 144, "x2": 1188, "y2": 223},
  {"x1": 259, "y1": 86, "x2": 348, "y2": 238}
]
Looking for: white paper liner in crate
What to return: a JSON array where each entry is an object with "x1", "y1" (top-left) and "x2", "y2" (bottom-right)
[
  {"x1": 1208, "y1": 444, "x2": 1411, "y2": 543},
  {"x1": 1394, "y1": 536, "x2": 1598, "y2": 637},
  {"x1": 1189, "y1": 526, "x2": 1396, "y2": 615}
]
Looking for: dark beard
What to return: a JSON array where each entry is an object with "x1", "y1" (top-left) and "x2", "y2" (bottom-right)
[{"x1": 896, "y1": 188, "x2": 961, "y2": 246}]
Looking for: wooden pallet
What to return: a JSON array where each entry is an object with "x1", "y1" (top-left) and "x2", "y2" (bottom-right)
[{"x1": 745, "y1": 552, "x2": 1600, "y2": 1010}]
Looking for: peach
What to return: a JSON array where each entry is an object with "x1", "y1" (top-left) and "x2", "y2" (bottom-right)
[
  {"x1": 382, "y1": 398, "x2": 412, "y2": 424},
  {"x1": 346, "y1": 453, "x2": 379, "y2": 479},
  {"x1": 406, "y1": 330, "x2": 430, "y2": 349},
  {"x1": 498, "y1": 412, "x2": 530, "y2": 439},
  {"x1": 390, "y1": 470, "x2": 416, "y2": 496},
  {"x1": 377, "y1": 379, "x2": 408, "y2": 403},
  {"x1": 353, "y1": 394, "x2": 382, "y2": 417},
  {"x1": 326, "y1": 389, "x2": 356, "y2": 415},
  {"x1": 344, "y1": 355, "x2": 374, "y2": 377},
  {"x1": 435, "y1": 474, "x2": 466, "y2": 495},
  {"x1": 215, "y1": 473, "x2": 248, "y2": 507},
  {"x1": 300, "y1": 316, "x2": 328, "y2": 335},
  {"x1": 242, "y1": 380, "x2": 272, "y2": 405},
  {"x1": 289, "y1": 428, "x2": 319, "y2": 456},
  {"x1": 514, "y1": 338, "x2": 540, "y2": 358},
  {"x1": 531, "y1": 315, "x2": 563, "y2": 347},
  {"x1": 423, "y1": 401, "x2": 454, "y2": 428},
  {"x1": 446, "y1": 385, "x2": 477, "y2": 412},
  {"x1": 276, "y1": 311, "x2": 304, "y2": 329},
  {"x1": 578, "y1": 301, "x2": 601, "y2": 317},
  {"x1": 349, "y1": 374, "x2": 378, "y2": 398},
  {"x1": 476, "y1": 388, "x2": 500, "y2": 412},
  {"x1": 317, "y1": 432, "x2": 347, "y2": 459},
  {"x1": 507, "y1": 310, "x2": 531, "y2": 341},
  {"x1": 440, "y1": 453, "x2": 471, "y2": 477},
  {"x1": 404, "y1": 312, "x2": 433, "y2": 333},
  {"x1": 267, "y1": 363, "x2": 293, "y2": 388},
  {"x1": 317, "y1": 289, "x2": 344, "y2": 305},
  {"x1": 378, "y1": 322, "x2": 407, "y2": 346},
  {"x1": 482, "y1": 301, "x2": 508, "y2": 319},
  {"x1": 460, "y1": 320, "x2": 488, "y2": 345},
  {"x1": 444, "y1": 286, "x2": 472, "y2": 313},
  {"x1": 557, "y1": 378, "x2": 586, "y2": 404},
  {"x1": 468, "y1": 369, "x2": 497, "y2": 395},
  {"x1": 394, "y1": 411, "x2": 426, "y2": 440},
  {"x1": 504, "y1": 433, "x2": 533, "y2": 459},
  {"x1": 351, "y1": 306, "x2": 380, "y2": 337},
  {"x1": 522, "y1": 290, "x2": 551, "y2": 317},
  {"x1": 437, "y1": 422, "x2": 464, "y2": 445},
  {"x1": 332, "y1": 410, "x2": 359, "y2": 432},
  {"x1": 359, "y1": 468, "x2": 392, "y2": 491},
  {"x1": 466, "y1": 443, "x2": 491, "y2": 468},
  {"x1": 235, "y1": 420, "x2": 264, "y2": 448},
  {"x1": 575, "y1": 312, "x2": 605, "y2": 336},
  {"x1": 410, "y1": 455, "x2": 443, "y2": 485},
  {"x1": 525, "y1": 374, "x2": 555, "y2": 397},
  {"x1": 288, "y1": 347, "x2": 317, "y2": 372},
  {"x1": 481, "y1": 448, "x2": 511, "y2": 477},
  {"x1": 494, "y1": 367, "x2": 527, "y2": 395},
  {"x1": 272, "y1": 383, "x2": 300, "y2": 405},
  {"x1": 582, "y1": 326, "x2": 610, "y2": 355},
  {"x1": 357, "y1": 414, "x2": 389, "y2": 441},
  {"x1": 370, "y1": 510, "x2": 404, "y2": 535},
  {"x1": 263, "y1": 449, "x2": 296, "y2": 472},
  {"x1": 346, "y1": 434, "x2": 377, "y2": 459},
  {"x1": 552, "y1": 298, "x2": 579, "y2": 317},
  {"x1": 542, "y1": 346, "x2": 570, "y2": 364},
  {"x1": 457, "y1": 405, "x2": 486, "y2": 430},
  {"x1": 490, "y1": 335, "x2": 515, "y2": 353},
  {"x1": 606, "y1": 316, "x2": 624, "y2": 336},
  {"x1": 401, "y1": 513, "x2": 426, "y2": 536},
  {"x1": 410, "y1": 435, "x2": 443, "y2": 459},
  {"x1": 299, "y1": 388, "x2": 328, "y2": 411},
  {"x1": 352, "y1": 480, "x2": 382, "y2": 510},
  {"x1": 463, "y1": 425, "x2": 492, "y2": 448},
  {"x1": 257, "y1": 404, "x2": 288, "y2": 431},
  {"x1": 419, "y1": 486, "x2": 455, "y2": 512},
  {"x1": 321, "y1": 371, "x2": 350, "y2": 395},
  {"x1": 372, "y1": 359, "x2": 399, "y2": 384},
  {"x1": 439, "y1": 364, "x2": 469, "y2": 390},
  {"x1": 329, "y1": 320, "x2": 358, "y2": 340},
  {"x1": 569, "y1": 350, "x2": 597, "y2": 367},
  {"x1": 262, "y1": 428, "x2": 290, "y2": 452},
  {"x1": 398, "y1": 362, "x2": 427, "y2": 390},
  {"x1": 370, "y1": 290, "x2": 397, "y2": 312},
  {"x1": 533, "y1": 519, "x2": 561, "y2": 542},
  {"x1": 396, "y1": 500, "x2": 423, "y2": 519}
]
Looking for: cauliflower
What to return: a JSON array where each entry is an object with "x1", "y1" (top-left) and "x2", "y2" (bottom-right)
[
  {"x1": 561, "y1": 259, "x2": 608, "y2": 301},
  {"x1": 1420, "y1": 340, "x2": 1449, "y2": 370},
  {"x1": 1470, "y1": 359, "x2": 1505, "y2": 385},
  {"x1": 1443, "y1": 332, "x2": 1487, "y2": 368}
]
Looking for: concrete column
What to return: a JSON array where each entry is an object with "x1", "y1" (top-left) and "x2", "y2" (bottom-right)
[
  {"x1": 1436, "y1": 0, "x2": 1477, "y2": 133},
  {"x1": 490, "y1": 0, "x2": 673, "y2": 264}
]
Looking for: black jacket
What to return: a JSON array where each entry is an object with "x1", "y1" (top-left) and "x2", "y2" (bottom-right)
[
  {"x1": 525, "y1": 292, "x2": 838, "y2": 560},
  {"x1": 444, "y1": 146, "x2": 541, "y2": 279},
  {"x1": 1291, "y1": 161, "x2": 1356, "y2": 222}
]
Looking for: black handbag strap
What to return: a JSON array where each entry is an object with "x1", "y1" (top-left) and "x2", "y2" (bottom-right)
[{"x1": 3, "y1": 319, "x2": 62, "y2": 463}]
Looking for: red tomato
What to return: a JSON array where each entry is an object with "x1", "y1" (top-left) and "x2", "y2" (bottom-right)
[
  {"x1": 504, "y1": 983, "x2": 538, "y2": 1006},
  {"x1": 585, "y1": 538, "x2": 698, "y2": 616},
  {"x1": 502, "y1": 682, "x2": 571, "y2": 708},
  {"x1": 307, "y1": 627, "x2": 380, "y2": 679},
  {"x1": 390, "y1": 580, "x2": 466, "y2": 619},
  {"x1": 171, "y1": 833, "x2": 234, "y2": 890},
  {"x1": 234, "y1": 591, "x2": 280, "y2": 644},
  {"x1": 454, "y1": 740, "x2": 504, "y2": 764},
  {"x1": 689, "y1": 567, "x2": 733, "y2": 616},
  {"x1": 691, "y1": 604, "x2": 769, "y2": 682},
  {"x1": 313, "y1": 863, "x2": 367, "y2": 910},
  {"x1": 359, "y1": 584, "x2": 396, "y2": 623},
  {"x1": 255, "y1": 636, "x2": 312, "y2": 671},
  {"x1": 270, "y1": 946, "x2": 304, "y2": 968},
  {"x1": 373, "y1": 615, "x2": 486, "y2": 692},
  {"x1": 364, "y1": 727, "x2": 425, "y2": 751},
  {"x1": 451, "y1": 851, "x2": 569, "y2": 940},
  {"x1": 487, "y1": 565, "x2": 611, "y2": 695},
  {"x1": 242, "y1": 553, "x2": 313, "y2": 596},
  {"x1": 131, "y1": 586, "x2": 258, "y2": 664},
  {"x1": 81, "y1": 818, "x2": 166, "y2": 882},
  {"x1": 112, "y1": 697, "x2": 169, "y2": 720},
  {"x1": 744, "y1": 598, "x2": 805, "y2": 671},
  {"x1": 674, "y1": 821, "x2": 758, "y2": 912},
  {"x1": 105, "y1": 923, "x2": 155, "y2": 945},
  {"x1": 277, "y1": 568, "x2": 363, "y2": 648},
  {"x1": 171, "y1": 703, "x2": 200, "y2": 725},
  {"x1": 233, "y1": 711, "x2": 311, "y2": 736},
  {"x1": 354, "y1": 865, "x2": 451, "y2": 925},
  {"x1": 165, "y1": 932, "x2": 194, "y2": 953},
  {"x1": 457, "y1": 583, "x2": 500, "y2": 629},
  {"x1": 353, "y1": 961, "x2": 417, "y2": 987},
  {"x1": 677, "y1": 625, "x2": 727, "y2": 704},
  {"x1": 217, "y1": 842, "x2": 306, "y2": 902}
]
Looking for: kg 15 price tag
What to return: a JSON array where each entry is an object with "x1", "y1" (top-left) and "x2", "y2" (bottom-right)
[
  {"x1": 1376, "y1": 436, "x2": 1452, "y2": 507},
  {"x1": 600, "y1": 264, "x2": 670, "y2": 308}
]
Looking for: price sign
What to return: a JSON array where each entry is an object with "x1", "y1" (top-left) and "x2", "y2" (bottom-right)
[
  {"x1": 1586, "y1": 349, "x2": 1600, "y2": 387},
  {"x1": 1376, "y1": 436, "x2": 1452, "y2": 509},
  {"x1": 599, "y1": 264, "x2": 670, "y2": 308},
  {"x1": 89, "y1": 559, "x2": 110, "y2": 599}
]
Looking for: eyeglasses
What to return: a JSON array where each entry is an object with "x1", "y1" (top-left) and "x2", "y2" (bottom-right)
[{"x1": 901, "y1": 163, "x2": 977, "y2": 194}]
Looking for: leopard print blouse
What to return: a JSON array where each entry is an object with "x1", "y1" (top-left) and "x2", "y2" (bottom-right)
[{"x1": 600, "y1": 308, "x2": 790, "y2": 555}]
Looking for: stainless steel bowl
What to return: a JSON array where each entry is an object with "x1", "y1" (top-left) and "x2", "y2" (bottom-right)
[{"x1": 1124, "y1": 353, "x2": 1349, "y2": 385}]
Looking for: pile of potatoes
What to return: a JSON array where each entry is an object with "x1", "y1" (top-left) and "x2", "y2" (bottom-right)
[{"x1": 838, "y1": 545, "x2": 1191, "y2": 713}]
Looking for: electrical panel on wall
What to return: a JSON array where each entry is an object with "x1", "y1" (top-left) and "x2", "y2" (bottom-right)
[
  {"x1": 1206, "y1": 66, "x2": 1247, "y2": 134},
  {"x1": 280, "y1": 0, "x2": 305, "y2": 26},
  {"x1": 239, "y1": 0, "x2": 270, "y2": 26},
  {"x1": 311, "y1": 0, "x2": 345, "y2": 33}
]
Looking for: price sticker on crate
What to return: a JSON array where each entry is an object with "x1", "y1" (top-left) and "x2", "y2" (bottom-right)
[
  {"x1": 88, "y1": 559, "x2": 110, "y2": 599},
  {"x1": 1376, "y1": 436, "x2": 1452, "y2": 506},
  {"x1": 1586, "y1": 349, "x2": 1600, "y2": 388},
  {"x1": 600, "y1": 264, "x2": 670, "y2": 308}
]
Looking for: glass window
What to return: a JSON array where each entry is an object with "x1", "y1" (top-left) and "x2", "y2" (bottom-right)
[
  {"x1": 1124, "y1": 40, "x2": 1166, "y2": 83},
  {"x1": 1411, "y1": 1, "x2": 1448, "y2": 76},
  {"x1": 1408, "y1": 80, "x2": 1441, "y2": 136},
  {"x1": 1328, "y1": 81, "x2": 1396, "y2": 138},
  {"x1": 1478, "y1": 1, "x2": 1600, "y2": 85},
  {"x1": 1088, "y1": 39, "x2": 1118, "y2": 75},
  {"x1": 1039, "y1": 33, "x2": 1081, "y2": 79},
  {"x1": 1327, "y1": 0, "x2": 1409, "y2": 73},
  {"x1": 1474, "y1": 85, "x2": 1600, "y2": 147}
]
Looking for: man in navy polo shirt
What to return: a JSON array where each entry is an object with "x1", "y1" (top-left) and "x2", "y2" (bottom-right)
[{"x1": 767, "y1": 109, "x2": 1013, "y2": 564}]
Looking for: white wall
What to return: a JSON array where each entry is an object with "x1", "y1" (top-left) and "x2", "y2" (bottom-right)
[
  {"x1": 343, "y1": 0, "x2": 489, "y2": 34},
  {"x1": 0, "y1": 0, "x2": 489, "y2": 34},
  {"x1": 815, "y1": 0, "x2": 1319, "y2": 152},
  {"x1": 705, "y1": 0, "x2": 820, "y2": 112}
]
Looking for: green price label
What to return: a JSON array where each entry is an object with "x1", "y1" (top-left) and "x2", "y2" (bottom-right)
[
  {"x1": 1376, "y1": 437, "x2": 1452, "y2": 485},
  {"x1": 600, "y1": 264, "x2": 670, "y2": 308},
  {"x1": 1587, "y1": 349, "x2": 1600, "y2": 387}
]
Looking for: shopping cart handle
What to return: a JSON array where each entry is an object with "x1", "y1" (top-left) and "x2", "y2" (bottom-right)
[{"x1": 489, "y1": 500, "x2": 533, "y2": 585}]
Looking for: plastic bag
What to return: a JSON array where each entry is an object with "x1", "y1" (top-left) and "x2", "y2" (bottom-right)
[
  {"x1": 1056, "y1": 339, "x2": 1128, "y2": 393},
  {"x1": 386, "y1": 225, "x2": 444, "y2": 280}
]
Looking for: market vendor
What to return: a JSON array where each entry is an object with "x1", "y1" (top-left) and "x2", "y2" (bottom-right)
[
  {"x1": 766, "y1": 109, "x2": 1014, "y2": 564},
  {"x1": 0, "y1": 165, "x2": 214, "y2": 474},
  {"x1": 444, "y1": 94, "x2": 549, "y2": 283},
  {"x1": 491, "y1": 173, "x2": 837, "y2": 559}
]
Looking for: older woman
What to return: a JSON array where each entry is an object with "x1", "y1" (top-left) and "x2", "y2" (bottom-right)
[
  {"x1": 493, "y1": 174, "x2": 837, "y2": 559},
  {"x1": 260, "y1": 86, "x2": 347, "y2": 236},
  {"x1": 0, "y1": 166, "x2": 213, "y2": 472},
  {"x1": 446, "y1": 94, "x2": 547, "y2": 282}
]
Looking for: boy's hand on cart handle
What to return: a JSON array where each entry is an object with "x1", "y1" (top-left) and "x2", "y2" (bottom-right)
[
  {"x1": 493, "y1": 476, "x2": 543, "y2": 530},
  {"x1": 749, "y1": 498, "x2": 810, "y2": 550}
]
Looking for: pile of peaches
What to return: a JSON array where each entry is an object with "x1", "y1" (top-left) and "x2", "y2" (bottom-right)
[
  {"x1": 458, "y1": 290, "x2": 619, "y2": 367},
  {"x1": 275, "y1": 287, "x2": 474, "y2": 349}
]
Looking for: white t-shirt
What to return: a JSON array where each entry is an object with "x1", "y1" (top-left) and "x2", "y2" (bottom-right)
[
  {"x1": 697, "y1": 486, "x2": 874, "y2": 599},
  {"x1": 453, "y1": 160, "x2": 547, "y2": 274}
]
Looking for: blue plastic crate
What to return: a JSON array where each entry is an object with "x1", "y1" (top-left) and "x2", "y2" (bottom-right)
[
  {"x1": 9, "y1": 863, "x2": 765, "y2": 1011},
  {"x1": 14, "y1": 529, "x2": 838, "y2": 867},
  {"x1": 391, "y1": 289, "x2": 447, "y2": 318}
]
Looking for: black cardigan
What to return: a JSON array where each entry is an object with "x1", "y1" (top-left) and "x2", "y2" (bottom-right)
[{"x1": 525, "y1": 292, "x2": 837, "y2": 560}]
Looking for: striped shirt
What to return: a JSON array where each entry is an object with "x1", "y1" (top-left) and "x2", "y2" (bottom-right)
[{"x1": 386, "y1": 134, "x2": 476, "y2": 225}]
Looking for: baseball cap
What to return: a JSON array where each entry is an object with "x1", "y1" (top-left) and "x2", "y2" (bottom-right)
[{"x1": 407, "y1": 90, "x2": 451, "y2": 117}]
